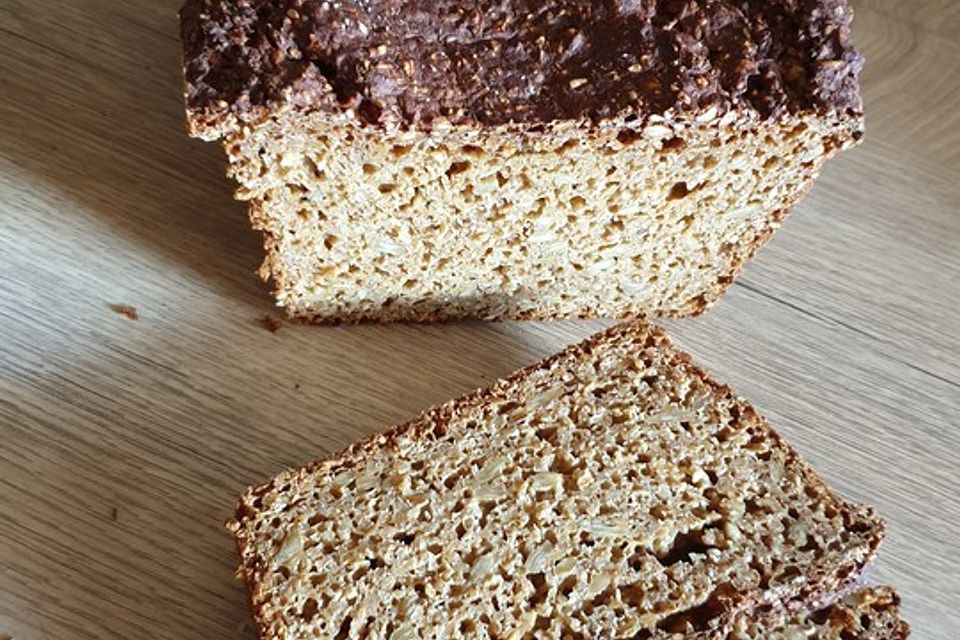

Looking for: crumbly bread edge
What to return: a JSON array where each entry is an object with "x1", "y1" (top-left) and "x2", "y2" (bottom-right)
[{"x1": 842, "y1": 587, "x2": 910, "y2": 640}]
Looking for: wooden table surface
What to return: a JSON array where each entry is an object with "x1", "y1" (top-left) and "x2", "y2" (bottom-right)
[{"x1": 2, "y1": 1, "x2": 958, "y2": 638}]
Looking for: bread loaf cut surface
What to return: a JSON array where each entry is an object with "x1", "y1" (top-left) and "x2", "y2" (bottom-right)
[
  {"x1": 229, "y1": 323, "x2": 883, "y2": 639},
  {"x1": 732, "y1": 586, "x2": 909, "y2": 639},
  {"x1": 181, "y1": 0, "x2": 864, "y2": 323}
]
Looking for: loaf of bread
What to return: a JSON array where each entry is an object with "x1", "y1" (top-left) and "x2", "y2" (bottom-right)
[
  {"x1": 180, "y1": 0, "x2": 864, "y2": 323},
  {"x1": 229, "y1": 322, "x2": 883, "y2": 638},
  {"x1": 732, "y1": 586, "x2": 909, "y2": 639}
]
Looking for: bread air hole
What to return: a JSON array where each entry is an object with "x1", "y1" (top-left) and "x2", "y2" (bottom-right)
[
  {"x1": 655, "y1": 523, "x2": 717, "y2": 567},
  {"x1": 390, "y1": 144, "x2": 411, "y2": 157},
  {"x1": 334, "y1": 616, "x2": 351, "y2": 640},
  {"x1": 656, "y1": 583, "x2": 735, "y2": 633},
  {"x1": 667, "y1": 182, "x2": 691, "y2": 201},
  {"x1": 662, "y1": 136, "x2": 685, "y2": 151},
  {"x1": 535, "y1": 426, "x2": 558, "y2": 444},
  {"x1": 446, "y1": 160, "x2": 471, "y2": 177},
  {"x1": 560, "y1": 622, "x2": 587, "y2": 640},
  {"x1": 616, "y1": 128, "x2": 644, "y2": 145},
  {"x1": 479, "y1": 501, "x2": 496, "y2": 527},
  {"x1": 527, "y1": 572, "x2": 549, "y2": 605}
]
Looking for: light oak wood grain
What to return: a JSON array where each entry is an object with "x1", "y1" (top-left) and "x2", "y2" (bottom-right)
[{"x1": 1, "y1": 1, "x2": 957, "y2": 638}]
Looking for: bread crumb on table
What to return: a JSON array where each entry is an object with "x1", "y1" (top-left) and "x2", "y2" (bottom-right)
[
  {"x1": 109, "y1": 304, "x2": 139, "y2": 321},
  {"x1": 257, "y1": 315, "x2": 283, "y2": 333}
]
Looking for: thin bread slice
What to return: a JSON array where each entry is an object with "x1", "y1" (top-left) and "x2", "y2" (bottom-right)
[
  {"x1": 732, "y1": 586, "x2": 910, "y2": 639},
  {"x1": 229, "y1": 322, "x2": 883, "y2": 639}
]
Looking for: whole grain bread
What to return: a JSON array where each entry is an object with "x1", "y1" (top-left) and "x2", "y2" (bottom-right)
[
  {"x1": 180, "y1": 0, "x2": 864, "y2": 323},
  {"x1": 731, "y1": 586, "x2": 909, "y2": 639},
  {"x1": 229, "y1": 322, "x2": 883, "y2": 639}
]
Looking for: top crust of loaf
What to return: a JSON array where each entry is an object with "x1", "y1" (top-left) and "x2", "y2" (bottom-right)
[{"x1": 180, "y1": 0, "x2": 863, "y2": 139}]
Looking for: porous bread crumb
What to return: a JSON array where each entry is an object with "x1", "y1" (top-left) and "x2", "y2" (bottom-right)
[
  {"x1": 229, "y1": 322, "x2": 884, "y2": 639},
  {"x1": 228, "y1": 111, "x2": 856, "y2": 323}
]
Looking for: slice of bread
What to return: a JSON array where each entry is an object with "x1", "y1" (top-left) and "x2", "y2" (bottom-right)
[
  {"x1": 229, "y1": 323, "x2": 883, "y2": 639},
  {"x1": 732, "y1": 586, "x2": 909, "y2": 639},
  {"x1": 181, "y1": 0, "x2": 864, "y2": 323}
]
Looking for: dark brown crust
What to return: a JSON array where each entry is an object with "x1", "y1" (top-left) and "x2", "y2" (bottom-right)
[
  {"x1": 181, "y1": 0, "x2": 863, "y2": 136},
  {"x1": 228, "y1": 321, "x2": 884, "y2": 640}
]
